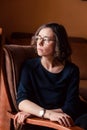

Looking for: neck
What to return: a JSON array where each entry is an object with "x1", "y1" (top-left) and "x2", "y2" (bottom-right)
[
  {"x1": 41, "y1": 56, "x2": 63, "y2": 68},
  {"x1": 41, "y1": 57, "x2": 54, "y2": 67},
  {"x1": 41, "y1": 56, "x2": 65, "y2": 73}
]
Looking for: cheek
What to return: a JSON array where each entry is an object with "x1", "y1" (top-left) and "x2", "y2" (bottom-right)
[{"x1": 44, "y1": 46, "x2": 55, "y2": 55}]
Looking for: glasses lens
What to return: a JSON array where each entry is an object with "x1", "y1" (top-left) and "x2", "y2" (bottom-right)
[
  {"x1": 33, "y1": 35, "x2": 56, "y2": 45},
  {"x1": 34, "y1": 36, "x2": 40, "y2": 42}
]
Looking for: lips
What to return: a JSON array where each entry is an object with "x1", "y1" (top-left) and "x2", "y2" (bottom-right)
[{"x1": 37, "y1": 48, "x2": 43, "y2": 51}]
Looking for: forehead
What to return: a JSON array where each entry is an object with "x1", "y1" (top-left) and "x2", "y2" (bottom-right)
[{"x1": 38, "y1": 27, "x2": 54, "y2": 37}]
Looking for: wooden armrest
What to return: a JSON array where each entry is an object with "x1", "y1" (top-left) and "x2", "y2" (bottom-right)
[{"x1": 7, "y1": 111, "x2": 84, "y2": 130}]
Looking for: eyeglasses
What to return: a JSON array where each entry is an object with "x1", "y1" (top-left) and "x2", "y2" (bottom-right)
[{"x1": 32, "y1": 35, "x2": 56, "y2": 45}]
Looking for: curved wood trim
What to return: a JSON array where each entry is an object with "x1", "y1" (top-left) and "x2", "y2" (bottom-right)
[{"x1": 7, "y1": 112, "x2": 84, "y2": 130}]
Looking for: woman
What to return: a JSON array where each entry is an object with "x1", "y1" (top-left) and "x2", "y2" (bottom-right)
[{"x1": 14, "y1": 23, "x2": 87, "y2": 130}]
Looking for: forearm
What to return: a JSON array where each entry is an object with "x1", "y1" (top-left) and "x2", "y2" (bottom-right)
[
  {"x1": 18, "y1": 100, "x2": 64, "y2": 118},
  {"x1": 18, "y1": 100, "x2": 73, "y2": 126},
  {"x1": 51, "y1": 108, "x2": 63, "y2": 113},
  {"x1": 18, "y1": 99, "x2": 45, "y2": 117}
]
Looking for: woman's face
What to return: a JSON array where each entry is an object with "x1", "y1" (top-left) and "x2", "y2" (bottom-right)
[{"x1": 36, "y1": 27, "x2": 56, "y2": 57}]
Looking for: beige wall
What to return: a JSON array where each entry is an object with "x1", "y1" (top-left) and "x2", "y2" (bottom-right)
[{"x1": 0, "y1": 0, "x2": 87, "y2": 37}]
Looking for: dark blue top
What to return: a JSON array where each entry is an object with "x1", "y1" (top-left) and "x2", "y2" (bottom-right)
[{"x1": 17, "y1": 58, "x2": 80, "y2": 120}]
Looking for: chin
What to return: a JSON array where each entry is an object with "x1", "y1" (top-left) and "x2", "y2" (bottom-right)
[
  {"x1": 37, "y1": 52, "x2": 43, "y2": 56},
  {"x1": 37, "y1": 50, "x2": 43, "y2": 55}
]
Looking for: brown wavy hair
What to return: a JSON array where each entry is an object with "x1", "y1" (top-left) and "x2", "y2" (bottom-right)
[{"x1": 31, "y1": 23, "x2": 72, "y2": 62}]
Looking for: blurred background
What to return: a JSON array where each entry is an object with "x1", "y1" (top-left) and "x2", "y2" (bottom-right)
[{"x1": 0, "y1": 0, "x2": 87, "y2": 38}]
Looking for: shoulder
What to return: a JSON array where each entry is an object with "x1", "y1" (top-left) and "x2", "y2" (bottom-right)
[
  {"x1": 65, "y1": 61, "x2": 80, "y2": 74},
  {"x1": 63, "y1": 61, "x2": 80, "y2": 82},
  {"x1": 66, "y1": 61, "x2": 79, "y2": 69},
  {"x1": 23, "y1": 57, "x2": 40, "y2": 70}
]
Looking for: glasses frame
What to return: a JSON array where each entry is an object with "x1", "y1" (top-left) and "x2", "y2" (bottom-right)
[{"x1": 32, "y1": 35, "x2": 56, "y2": 45}]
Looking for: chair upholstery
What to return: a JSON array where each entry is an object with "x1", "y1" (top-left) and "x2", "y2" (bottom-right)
[
  {"x1": 6, "y1": 32, "x2": 33, "y2": 45},
  {"x1": 2, "y1": 45, "x2": 37, "y2": 112},
  {"x1": 69, "y1": 37, "x2": 87, "y2": 101},
  {"x1": 1, "y1": 37, "x2": 87, "y2": 130},
  {"x1": 70, "y1": 38, "x2": 87, "y2": 80}
]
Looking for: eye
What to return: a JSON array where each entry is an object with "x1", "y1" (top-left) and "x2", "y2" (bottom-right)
[
  {"x1": 35, "y1": 37, "x2": 39, "y2": 41},
  {"x1": 35, "y1": 36, "x2": 41, "y2": 41},
  {"x1": 43, "y1": 38, "x2": 49, "y2": 42}
]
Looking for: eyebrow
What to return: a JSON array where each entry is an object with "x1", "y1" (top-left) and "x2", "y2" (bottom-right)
[{"x1": 38, "y1": 35, "x2": 55, "y2": 39}]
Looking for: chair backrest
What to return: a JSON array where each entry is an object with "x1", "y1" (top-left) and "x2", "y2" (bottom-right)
[
  {"x1": 69, "y1": 37, "x2": 87, "y2": 101},
  {"x1": 69, "y1": 37, "x2": 87, "y2": 80},
  {"x1": 2, "y1": 45, "x2": 38, "y2": 111}
]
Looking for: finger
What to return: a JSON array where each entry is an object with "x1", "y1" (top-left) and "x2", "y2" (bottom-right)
[
  {"x1": 16, "y1": 123, "x2": 23, "y2": 130},
  {"x1": 57, "y1": 118, "x2": 65, "y2": 126},
  {"x1": 63, "y1": 117, "x2": 71, "y2": 127},
  {"x1": 68, "y1": 117, "x2": 74, "y2": 126},
  {"x1": 17, "y1": 114, "x2": 26, "y2": 124},
  {"x1": 14, "y1": 115, "x2": 18, "y2": 128},
  {"x1": 20, "y1": 115, "x2": 25, "y2": 123},
  {"x1": 58, "y1": 117, "x2": 69, "y2": 127},
  {"x1": 64, "y1": 114, "x2": 74, "y2": 126},
  {"x1": 57, "y1": 116, "x2": 71, "y2": 127},
  {"x1": 62, "y1": 116, "x2": 73, "y2": 127}
]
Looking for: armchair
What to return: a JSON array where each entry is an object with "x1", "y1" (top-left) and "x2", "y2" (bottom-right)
[{"x1": 0, "y1": 44, "x2": 85, "y2": 130}]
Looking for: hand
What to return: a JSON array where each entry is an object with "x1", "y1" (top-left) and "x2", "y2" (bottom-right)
[
  {"x1": 47, "y1": 111, "x2": 74, "y2": 127},
  {"x1": 14, "y1": 111, "x2": 31, "y2": 129}
]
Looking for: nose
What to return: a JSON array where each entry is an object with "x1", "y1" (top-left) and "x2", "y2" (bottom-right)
[{"x1": 37, "y1": 39, "x2": 44, "y2": 46}]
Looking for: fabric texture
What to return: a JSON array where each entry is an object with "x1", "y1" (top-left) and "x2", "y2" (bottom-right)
[{"x1": 17, "y1": 58, "x2": 82, "y2": 120}]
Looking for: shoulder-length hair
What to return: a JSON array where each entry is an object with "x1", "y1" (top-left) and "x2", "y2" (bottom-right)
[{"x1": 31, "y1": 23, "x2": 72, "y2": 62}]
